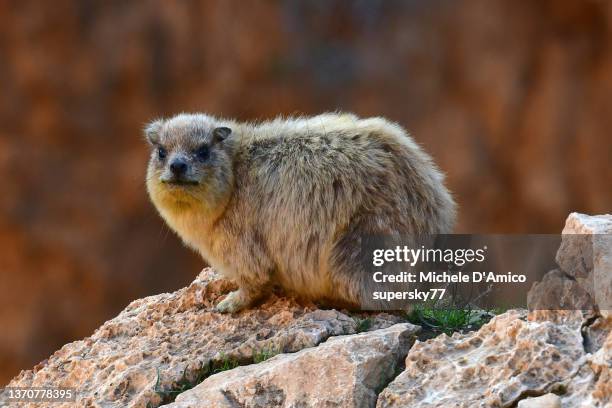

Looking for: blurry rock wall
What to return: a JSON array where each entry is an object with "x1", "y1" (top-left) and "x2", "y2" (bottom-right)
[{"x1": 0, "y1": 0, "x2": 610, "y2": 383}]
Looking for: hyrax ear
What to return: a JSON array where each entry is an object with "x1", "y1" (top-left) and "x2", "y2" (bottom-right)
[
  {"x1": 212, "y1": 126, "x2": 232, "y2": 144},
  {"x1": 144, "y1": 119, "x2": 164, "y2": 145}
]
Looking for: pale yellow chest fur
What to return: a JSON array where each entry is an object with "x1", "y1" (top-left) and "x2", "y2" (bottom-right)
[{"x1": 158, "y1": 206, "x2": 228, "y2": 274}]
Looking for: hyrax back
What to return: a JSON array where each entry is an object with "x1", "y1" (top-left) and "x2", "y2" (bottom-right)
[{"x1": 145, "y1": 113, "x2": 456, "y2": 312}]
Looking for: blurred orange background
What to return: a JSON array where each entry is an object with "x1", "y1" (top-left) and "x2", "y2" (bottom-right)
[{"x1": 0, "y1": 0, "x2": 610, "y2": 384}]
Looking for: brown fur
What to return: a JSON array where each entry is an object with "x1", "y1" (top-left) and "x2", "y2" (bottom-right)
[{"x1": 145, "y1": 113, "x2": 456, "y2": 312}]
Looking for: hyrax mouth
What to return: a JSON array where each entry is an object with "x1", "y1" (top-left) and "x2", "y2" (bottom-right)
[{"x1": 161, "y1": 178, "x2": 200, "y2": 186}]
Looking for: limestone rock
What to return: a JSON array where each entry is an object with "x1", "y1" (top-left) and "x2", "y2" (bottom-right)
[
  {"x1": 556, "y1": 212, "x2": 612, "y2": 315},
  {"x1": 527, "y1": 269, "x2": 594, "y2": 311},
  {"x1": 583, "y1": 315, "x2": 612, "y2": 354},
  {"x1": 559, "y1": 315, "x2": 612, "y2": 407},
  {"x1": 4, "y1": 269, "x2": 360, "y2": 408},
  {"x1": 163, "y1": 323, "x2": 420, "y2": 408},
  {"x1": 517, "y1": 393, "x2": 561, "y2": 408},
  {"x1": 527, "y1": 309, "x2": 589, "y2": 331},
  {"x1": 377, "y1": 309, "x2": 611, "y2": 408}
]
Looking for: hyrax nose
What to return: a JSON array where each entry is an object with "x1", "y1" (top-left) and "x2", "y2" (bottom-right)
[{"x1": 169, "y1": 158, "x2": 188, "y2": 176}]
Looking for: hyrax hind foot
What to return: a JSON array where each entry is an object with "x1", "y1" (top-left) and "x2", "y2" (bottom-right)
[{"x1": 215, "y1": 289, "x2": 255, "y2": 313}]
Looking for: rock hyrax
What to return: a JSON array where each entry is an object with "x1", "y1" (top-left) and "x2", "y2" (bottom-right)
[{"x1": 145, "y1": 113, "x2": 456, "y2": 312}]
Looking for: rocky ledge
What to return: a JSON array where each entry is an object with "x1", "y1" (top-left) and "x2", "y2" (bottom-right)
[{"x1": 4, "y1": 213, "x2": 611, "y2": 408}]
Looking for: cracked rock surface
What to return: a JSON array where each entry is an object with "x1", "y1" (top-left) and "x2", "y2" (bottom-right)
[
  {"x1": 4, "y1": 269, "x2": 362, "y2": 408},
  {"x1": 163, "y1": 323, "x2": 420, "y2": 408},
  {"x1": 377, "y1": 310, "x2": 611, "y2": 407},
  {"x1": 378, "y1": 212, "x2": 611, "y2": 408}
]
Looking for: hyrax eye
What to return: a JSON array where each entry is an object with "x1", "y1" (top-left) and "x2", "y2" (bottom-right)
[
  {"x1": 157, "y1": 147, "x2": 167, "y2": 160},
  {"x1": 196, "y1": 145, "x2": 210, "y2": 160}
]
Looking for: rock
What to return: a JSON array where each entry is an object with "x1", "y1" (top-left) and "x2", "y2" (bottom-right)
[
  {"x1": 377, "y1": 309, "x2": 611, "y2": 408},
  {"x1": 517, "y1": 393, "x2": 561, "y2": 408},
  {"x1": 527, "y1": 269, "x2": 595, "y2": 311},
  {"x1": 560, "y1": 321, "x2": 612, "y2": 407},
  {"x1": 353, "y1": 313, "x2": 406, "y2": 332},
  {"x1": 4, "y1": 269, "x2": 362, "y2": 408},
  {"x1": 527, "y1": 309, "x2": 589, "y2": 331},
  {"x1": 555, "y1": 212, "x2": 612, "y2": 315},
  {"x1": 582, "y1": 315, "x2": 612, "y2": 354},
  {"x1": 163, "y1": 323, "x2": 419, "y2": 408}
]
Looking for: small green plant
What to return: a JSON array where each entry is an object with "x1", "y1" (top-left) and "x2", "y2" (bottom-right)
[
  {"x1": 488, "y1": 306, "x2": 508, "y2": 315},
  {"x1": 253, "y1": 347, "x2": 280, "y2": 363},
  {"x1": 154, "y1": 354, "x2": 240, "y2": 403},
  {"x1": 354, "y1": 316, "x2": 373, "y2": 333},
  {"x1": 211, "y1": 353, "x2": 239, "y2": 374},
  {"x1": 154, "y1": 364, "x2": 210, "y2": 403},
  {"x1": 406, "y1": 305, "x2": 490, "y2": 335}
]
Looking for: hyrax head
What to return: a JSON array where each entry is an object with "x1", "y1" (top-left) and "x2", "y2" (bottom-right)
[{"x1": 144, "y1": 114, "x2": 235, "y2": 213}]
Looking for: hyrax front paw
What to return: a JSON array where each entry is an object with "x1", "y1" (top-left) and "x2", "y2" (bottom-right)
[{"x1": 215, "y1": 290, "x2": 249, "y2": 313}]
